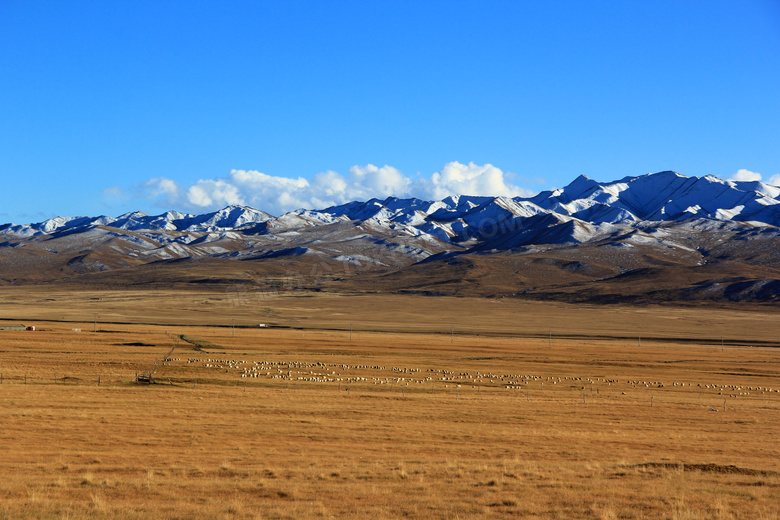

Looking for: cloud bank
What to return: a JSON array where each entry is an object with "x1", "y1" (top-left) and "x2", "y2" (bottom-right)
[
  {"x1": 138, "y1": 162, "x2": 538, "y2": 216},
  {"x1": 729, "y1": 169, "x2": 780, "y2": 187}
]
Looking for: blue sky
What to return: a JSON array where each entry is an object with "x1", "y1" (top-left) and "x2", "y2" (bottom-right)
[{"x1": 1, "y1": 0, "x2": 779, "y2": 222}]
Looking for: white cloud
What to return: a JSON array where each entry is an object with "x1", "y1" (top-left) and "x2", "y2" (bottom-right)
[
  {"x1": 729, "y1": 169, "x2": 763, "y2": 182},
  {"x1": 102, "y1": 186, "x2": 124, "y2": 197},
  {"x1": 187, "y1": 179, "x2": 244, "y2": 207},
  {"x1": 228, "y1": 169, "x2": 311, "y2": 210},
  {"x1": 134, "y1": 162, "x2": 540, "y2": 215},
  {"x1": 100, "y1": 186, "x2": 127, "y2": 207},
  {"x1": 728, "y1": 169, "x2": 780, "y2": 187},
  {"x1": 312, "y1": 170, "x2": 347, "y2": 197},
  {"x1": 420, "y1": 161, "x2": 534, "y2": 200},
  {"x1": 348, "y1": 164, "x2": 411, "y2": 199},
  {"x1": 142, "y1": 177, "x2": 181, "y2": 205}
]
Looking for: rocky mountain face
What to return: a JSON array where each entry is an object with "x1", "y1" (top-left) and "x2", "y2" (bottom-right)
[{"x1": 2, "y1": 171, "x2": 779, "y2": 303}]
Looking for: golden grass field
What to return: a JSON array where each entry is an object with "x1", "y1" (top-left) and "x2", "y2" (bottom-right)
[{"x1": 0, "y1": 287, "x2": 778, "y2": 519}]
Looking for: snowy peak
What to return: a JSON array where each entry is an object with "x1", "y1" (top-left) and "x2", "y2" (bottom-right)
[
  {"x1": 3, "y1": 171, "x2": 779, "y2": 244},
  {"x1": 177, "y1": 205, "x2": 274, "y2": 231},
  {"x1": 3, "y1": 205, "x2": 275, "y2": 236},
  {"x1": 554, "y1": 174, "x2": 601, "y2": 203},
  {"x1": 545, "y1": 171, "x2": 780, "y2": 225}
]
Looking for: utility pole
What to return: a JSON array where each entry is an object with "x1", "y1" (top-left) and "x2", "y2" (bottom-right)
[
  {"x1": 93, "y1": 313, "x2": 99, "y2": 333},
  {"x1": 232, "y1": 317, "x2": 235, "y2": 337}
]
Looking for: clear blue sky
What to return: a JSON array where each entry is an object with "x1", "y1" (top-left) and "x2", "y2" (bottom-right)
[{"x1": 2, "y1": 0, "x2": 779, "y2": 222}]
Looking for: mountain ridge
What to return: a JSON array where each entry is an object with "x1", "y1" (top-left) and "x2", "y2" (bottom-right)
[
  {"x1": 2, "y1": 171, "x2": 779, "y2": 304},
  {"x1": 4, "y1": 171, "x2": 780, "y2": 236}
]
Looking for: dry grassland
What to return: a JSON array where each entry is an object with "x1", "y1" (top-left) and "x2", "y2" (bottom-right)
[{"x1": 0, "y1": 288, "x2": 778, "y2": 519}]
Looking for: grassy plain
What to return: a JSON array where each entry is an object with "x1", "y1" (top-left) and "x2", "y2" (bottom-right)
[{"x1": 0, "y1": 288, "x2": 778, "y2": 519}]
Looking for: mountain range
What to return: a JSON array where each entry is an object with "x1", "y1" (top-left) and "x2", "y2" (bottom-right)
[{"x1": 2, "y1": 171, "x2": 779, "y2": 304}]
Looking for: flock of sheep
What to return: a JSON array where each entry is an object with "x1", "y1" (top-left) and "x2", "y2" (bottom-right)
[{"x1": 165, "y1": 357, "x2": 777, "y2": 398}]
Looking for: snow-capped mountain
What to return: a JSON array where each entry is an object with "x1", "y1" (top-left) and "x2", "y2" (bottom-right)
[
  {"x1": 311, "y1": 170, "x2": 780, "y2": 230},
  {"x1": 4, "y1": 171, "x2": 779, "y2": 240},
  {"x1": 0, "y1": 205, "x2": 274, "y2": 237},
  {"x1": 1, "y1": 171, "x2": 779, "y2": 303}
]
